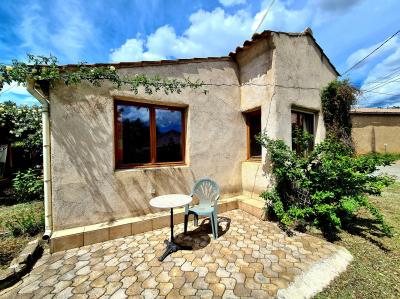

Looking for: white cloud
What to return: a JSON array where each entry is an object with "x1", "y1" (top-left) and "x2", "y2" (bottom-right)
[
  {"x1": 219, "y1": 0, "x2": 246, "y2": 7},
  {"x1": 110, "y1": 38, "x2": 165, "y2": 62},
  {"x1": 352, "y1": 37, "x2": 400, "y2": 107},
  {"x1": 110, "y1": 0, "x2": 349, "y2": 63},
  {"x1": 110, "y1": 8, "x2": 256, "y2": 62}
]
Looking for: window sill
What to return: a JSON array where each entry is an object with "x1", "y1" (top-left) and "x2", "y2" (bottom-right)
[
  {"x1": 245, "y1": 157, "x2": 262, "y2": 163},
  {"x1": 115, "y1": 163, "x2": 188, "y2": 173}
]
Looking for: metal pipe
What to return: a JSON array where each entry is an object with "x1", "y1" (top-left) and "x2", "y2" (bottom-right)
[
  {"x1": 40, "y1": 99, "x2": 52, "y2": 240},
  {"x1": 28, "y1": 82, "x2": 52, "y2": 240}
]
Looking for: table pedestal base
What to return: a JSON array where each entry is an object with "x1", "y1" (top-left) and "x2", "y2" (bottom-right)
[{"x1": 158, "y1": 239, "x2": 192, "y2": 261}]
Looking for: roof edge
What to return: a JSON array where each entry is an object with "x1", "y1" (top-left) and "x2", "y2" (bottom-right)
[
  {"x1": 61, "y1": 56, "x2": 232, "y2": 69},
  {"x1": 228, "y1": 29, "x2": 340, "y2": 76}
]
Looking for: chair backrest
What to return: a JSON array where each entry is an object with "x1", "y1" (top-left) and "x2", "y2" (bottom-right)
[{"x1": 191, "y1": 178, "x2": 220, "y2": 207}]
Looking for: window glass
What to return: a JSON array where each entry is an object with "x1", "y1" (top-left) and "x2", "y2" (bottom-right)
[
  {"x1": 155, "y1": 109, "x2": 183, "y2": 162},
  {"x1": 115, "y1": 101, "x2": 185, "y2": 168},
  {"x1": 291, "y1": 110, "x2": 315, "y2": 155},
  {"x1": 116, "y1": 104, "x2": 150, "y2": 164},
  {"x1": 245, "y1": 110, "x2": 261, "y2": 159}
]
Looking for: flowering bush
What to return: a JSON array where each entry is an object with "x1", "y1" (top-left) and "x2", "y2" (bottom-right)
[
  {"x1": 257, "y1": 79, "x2": 394, "y2": 238},
  {"x1": 258, "y1": 134, "x2": 394, "y2": 237},
  {"x1": 0, "y1": 101, "x2": 42, "y2": 154}
]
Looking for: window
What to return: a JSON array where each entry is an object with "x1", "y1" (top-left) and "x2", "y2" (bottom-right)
[
  {"x1": 244, "y1": 109, "x2": 261, "y2": 160},
  {"x1": 291, "y1": 110, "x2": 315, "y2": 155},
  {"x1": 115, "y1": 100, "x2": 185, "y2": 168}
]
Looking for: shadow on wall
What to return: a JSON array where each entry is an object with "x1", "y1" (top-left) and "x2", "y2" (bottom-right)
[{"x1": 51, "y1": 90, "x2": 195, "y2": 229}]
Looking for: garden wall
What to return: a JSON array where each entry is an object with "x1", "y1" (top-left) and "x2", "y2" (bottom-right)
[{"x1": 351, "y1": 109, "x2": 400, "y2": 154}]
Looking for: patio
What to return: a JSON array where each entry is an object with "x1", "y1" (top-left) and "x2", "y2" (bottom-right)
[{"x1": 1, "y1": 209, "x2": 352, "y2": 299}]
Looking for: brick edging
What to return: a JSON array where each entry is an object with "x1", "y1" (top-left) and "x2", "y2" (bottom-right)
[{"x1": 0, "y1": 238, "x2": 44, "y2": 290}]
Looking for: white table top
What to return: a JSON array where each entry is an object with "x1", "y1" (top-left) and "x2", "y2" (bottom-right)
[{"x1": 150, "y1": 194, "x2": 192, "y2": 209}]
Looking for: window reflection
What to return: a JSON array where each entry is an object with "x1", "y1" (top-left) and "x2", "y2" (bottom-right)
[
  {"x1": 116, "y1": 104, "x2": 150, "y2": 164},
  {"x1": 155, "y1": 109, "x2": 183, "y2": 162}
]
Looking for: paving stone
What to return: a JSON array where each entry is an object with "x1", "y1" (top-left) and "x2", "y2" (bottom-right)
[
  {"x1": 193, "y1": 277, "x2": 209, "y2": 290},
  {"x1": 142, "y1": 276, "x2": 158, "y2": 289},
  {"x1": 109, "y1": 288, "x2": 127, "y2": 299},
  {"x1": 196, "y1": 289, "x2": 214, "y2": 298},
  {"x1": 87, "y1": 287, "x2": 106, "y2": 298},
  {"x1": 166, "y1": 289, "x2": 183, "y2": 299},
  {"x1": 2, "y1": 209, "x2": 348, "y2": 299},
  {"x1": 180, "y1": 283, "x2": 197, "y2": 296},
  {"x1": 205, "y1": 272, "x2": 220, "y2": 284},
  {"x1": 90, "y1": 275, "x2": 108, "y2": 288},
  {"x1": 141, "y1": 288, "x2": 159, "y2": 298},
  {"x1": 52, "y1": 280, "x2": 72, "y2": 294},
  {"x1": 169, "y1": 276, "x2": 186, "y2": 289},
  {"x1": 158, "y1": 282, "x2": 173, "y2": 296},
  {"x1": 126, "y1": 282, "x2": 143, "y2": 296},
  {"x1": 209, "y1": 283, "x2": 226, "y2": 296},
  {"x1": 233, "y1": 283, "x2": 251, "y2": 297}
]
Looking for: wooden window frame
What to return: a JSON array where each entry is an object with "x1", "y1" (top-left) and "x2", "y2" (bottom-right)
[
  {"x1": 291, "y1": 109, "x2": 315, "y2": 155},
  {"x1": 114, "y1": 99, "x2": 186, "y2": 169},
  {"x1": 244, "y1": 108, "x2": 262, "y2": 161}
]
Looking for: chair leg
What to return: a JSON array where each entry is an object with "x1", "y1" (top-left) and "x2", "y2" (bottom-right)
[
  {"x1": 184, "y1": 213, "x2": 189, "y2": 234},
  {"x1": 194, "y1": 214, "x2": 198, "y2": 227},
  {"x1": 209, "y1": 214, "x2": 216, "y2": 239},
  {"x1": 212, "y1": 212, "x2": 218, "y2": 239}
]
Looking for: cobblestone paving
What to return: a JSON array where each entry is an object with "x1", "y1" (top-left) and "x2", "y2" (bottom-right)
[{"x1": 1, "y1": 210, "x2": 342, "y2": 298}]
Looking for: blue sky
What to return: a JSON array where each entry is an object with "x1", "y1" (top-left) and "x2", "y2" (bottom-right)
[{"x1": 0, "y1": 0, "x2": 399, "y2": 107}]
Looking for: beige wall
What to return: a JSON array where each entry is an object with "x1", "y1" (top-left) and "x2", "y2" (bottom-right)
[
  {"x1": 48, "y1": 32, "x2": 337, "y2": 230},
  {"x1": 50, "y1": 60, "x2": 246, "y2": 230},
  {"x1": 351, "y1": 113, "x2": 400, "y2": 154},
  {"x1": 236, "y1": 33, "x2": 337, "y2": 196}
]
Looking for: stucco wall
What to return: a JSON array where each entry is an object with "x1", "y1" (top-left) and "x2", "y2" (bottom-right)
[
  {"x1": 50, "y1": 60, "x2": 246, "y2": 230},
  {"x1": 351, "y1": 113, "x2": 400, "y2": 154},
  {"x1": 236, "y1": 33, "x2": 337, "y2": 196},
  {"x1": 48, "y1": 32, "x2": 337, "y2": 230},
  {"x1": 236, "y1": 38, "x2": 275, "y2": 195},
  {"x1": 270, "y1": 33, "x2": 337, "y2": 146}
]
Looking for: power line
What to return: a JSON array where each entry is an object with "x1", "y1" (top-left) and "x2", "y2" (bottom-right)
[
  {"x1": 362, "y1": 76, "x2": 400, "y2": 93},
  {"x1": 361, "y1": 90, "x2": 400, "y2": 97},
  {"x1": 342, "y1": 29, "x2": 400, "y2": 76},
  {"x1": 0, "y1": 83, "x2": 17, "y2": 95},
  {"x1": 253, "y1": 0, "x2": 276, "y2": 34},
  {"x1": 202, "y1": 81, "x2": 320, "y2": 90},
  {"x1": 364, "y1": 67, "x2": 400, "y2": 84}
]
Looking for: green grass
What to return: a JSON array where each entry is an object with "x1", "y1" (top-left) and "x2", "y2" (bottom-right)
[
  {"x1": 316, "y1": 182, "x2": 400, "y2": 299},
  {"x1": 0, "y1": 201, "x2": 43, "y2": 269}
]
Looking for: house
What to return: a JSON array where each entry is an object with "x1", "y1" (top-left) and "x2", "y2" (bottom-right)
[
  {"x1": 28, "y1": 29, "x2": 338, "y2": 251},
  {"x1": 351, "y1": 108, "x2": 400, "y2": 154}
]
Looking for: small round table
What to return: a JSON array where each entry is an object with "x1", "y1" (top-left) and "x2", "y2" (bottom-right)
[{"x1": 150, "y1": 194, "x2": 193, "y2": 261}]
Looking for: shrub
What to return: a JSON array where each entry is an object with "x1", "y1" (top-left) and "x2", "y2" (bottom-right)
[
  {"x1": 0, "y1": 202, "x2": 44, "y2": 237},
  {"x1": 12, "y1": 168, "x2": 44, "y2": 202},
  {"x1": 320, "y1": 79, "x2": 359, "y2": 147},
  {"x1": 257, "y1": 134, "x2": 394, "y2": 237}
]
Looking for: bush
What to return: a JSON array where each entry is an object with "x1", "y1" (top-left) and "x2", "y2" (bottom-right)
[
  {"x1": 12, "y1": 168, "x2": 44, "y2": 202},
  {"x1": 0, "y1": 202, "x2": 44, "y2": 237},
  {"x1": 257, "y1": 134, "x2": 394, "y2": 237}
]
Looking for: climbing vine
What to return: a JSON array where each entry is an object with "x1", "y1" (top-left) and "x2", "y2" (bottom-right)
[
  {"x1": 0, "y1": 54, "x2": 205, "y2": 96},
  {"x1": 320, "y1": 79, "x2": 359, "y2": 146}
]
